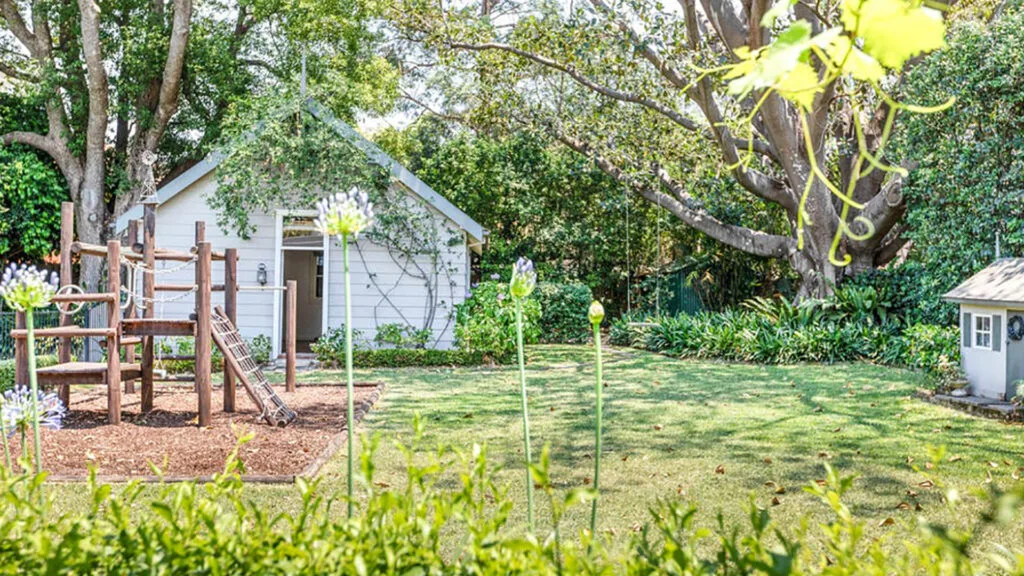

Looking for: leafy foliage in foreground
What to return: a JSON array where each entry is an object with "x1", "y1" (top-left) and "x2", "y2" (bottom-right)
[
  {"x1": 2, "y1": 430, "x2": 1023, "y2": 573},
  {"x1": 611, "y1": 286, "x2": 959, "y2": 382}
]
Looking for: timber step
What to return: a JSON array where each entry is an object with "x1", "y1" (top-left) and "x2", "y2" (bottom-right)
[
  {"x1": 36, "y1": 362, "x2": 142, "y2": 385},
  {"x1": 98, "y1": 336, "x2": 143, "y2": 348},
  {"x1": 122, "y1": 318, "x2": 195, "y2": 337}
]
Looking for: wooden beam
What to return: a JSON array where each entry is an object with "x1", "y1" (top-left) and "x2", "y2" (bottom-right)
[
  {"x1": 106, "y1": 240, "x2": 122, "y2": 425},
  {"x1": 223, "y1": 248, "x2": 238, "y2": 413},
  {"x1": 10, "y1": 327, "x2": 116, "y2": 339},
  {"x1": 123, "y1": 219, "x2": 139, "y2": 394},
  {"x1": 121, "y1": 319, "x2": 195, "y2": 337},
  {"x1": 14, "y1": 312, "x2": 27, "y2": 387},
  {"x1": 286, "y1": 280, "x2": 297, "y2": 393},
  {"x1": 51, "y1": 292, "x2": 117, "y2": 303},
  {"x1": 141, "y1": 203, "x2": 156, "y2": 412},
  {"x1": 195, "y1": 241, "x2": 212, "y2": 427},
  {"x1": 58, "y1": 202, "x2": 74, "y2": 406}
]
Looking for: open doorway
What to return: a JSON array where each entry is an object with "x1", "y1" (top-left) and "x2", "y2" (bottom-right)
[{"x1": 279, "y1": 214, "x2": 326, "y2": 354}]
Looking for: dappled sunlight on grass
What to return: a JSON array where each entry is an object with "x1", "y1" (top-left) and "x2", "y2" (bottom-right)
[{"x1": 48, "y1": 345, "x2": 1024, "y2": 550}]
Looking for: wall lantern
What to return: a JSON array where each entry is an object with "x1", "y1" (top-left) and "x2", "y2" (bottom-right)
[{"x1": 257, "y1": 263, "x2": 268, "y2": 286}]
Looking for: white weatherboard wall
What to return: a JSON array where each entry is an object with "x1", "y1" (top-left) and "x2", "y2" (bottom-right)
[
  {"x1": 960, "y1": 303, "x2": 1007, "y2": 399},
  {"x1": 133, "y1": 171, "x2": 469, "y2": 356}
]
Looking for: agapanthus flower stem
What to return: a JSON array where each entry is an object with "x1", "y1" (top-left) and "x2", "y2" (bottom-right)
[
  {"x1": 515, "y1": 298, "x2": 535, "y2": 532},
  {"x1": 26, "y1": 310, "x2": 42, "y2": 475},
  {"x1": 0, "y1": 412, "x2": 10, "y2": 470},
  {"x1": 343, "y1": 233, "x2": 355, "y2": 519},
  {"x1": 589, "y1": 320, "x2": 603, "y2": 536}
]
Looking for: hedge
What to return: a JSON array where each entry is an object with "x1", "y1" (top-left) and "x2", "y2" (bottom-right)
[
  {"x1": 318, "y1": 348, "x2": 491, "y2": 368},
  {"x1": 0, "y1": 354, "x2": 59, "y2": 392}
]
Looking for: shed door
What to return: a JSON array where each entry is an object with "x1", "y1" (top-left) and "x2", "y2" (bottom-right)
[{"x1": 1007, "y1": 310, "x2": 1024, "y2": 399}]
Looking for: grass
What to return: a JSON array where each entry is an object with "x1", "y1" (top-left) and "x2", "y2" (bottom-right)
[{"x1": 50, "y1": 345, "x2": 1024, "y2": 550}]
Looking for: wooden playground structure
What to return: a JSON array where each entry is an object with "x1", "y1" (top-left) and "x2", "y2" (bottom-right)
[{"x1": 9, "y1": 201, "x2": 297, "y2": 427}]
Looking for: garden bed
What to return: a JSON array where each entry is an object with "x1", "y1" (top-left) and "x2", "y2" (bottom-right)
[{"x1": 9, "y1": 383, "x2": 383, "y2": 482}]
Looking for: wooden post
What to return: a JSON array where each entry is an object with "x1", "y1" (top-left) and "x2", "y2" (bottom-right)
[
  {"x1": 14, "y1": 312, "x2": 27, "y2": 387},
  {"x1": 141, "y1": 202, "x2": 156, "y2": 412},
  {"x1": 223, "y1": 248, "x2": 238, "y2": 412},
  {"x1": 286, "y1": 280, "x2": 297, "y2": 393},
  {"x1": 106, "y1": 240, "x2": 122, "y2": 424},
  {"x1": 122, "y1": 219, "x2": 139, "y2": 394},
  {"x1": 195, "y1": 241, "x2": 212, "y2": 427},
  {"x1": 58, "y1": 202, "x2": 74, "y2": 405},
  {"x1": 192, "y1": 221, "x2": 205, "y2": 393}
]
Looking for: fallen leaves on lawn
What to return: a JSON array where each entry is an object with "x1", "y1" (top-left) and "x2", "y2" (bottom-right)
[
  {"x1": 879, "y1": 517, "x2": 896, "y2": 527},
  {"x1": 714, "y1": 464, "x2": 725, "y2": 474}
]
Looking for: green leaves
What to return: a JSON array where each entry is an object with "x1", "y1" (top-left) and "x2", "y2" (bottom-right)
[
  {"x1": 728, "y1": 0, "x2": 947, "y2": 112},
  {"x1": 841, "y1": 0, "x2": 947, "y2": 69}
]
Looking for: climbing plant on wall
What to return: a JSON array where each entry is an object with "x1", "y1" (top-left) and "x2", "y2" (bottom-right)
[{"x1": 211, "y1": 94, "x2": 463, "y2": 343}]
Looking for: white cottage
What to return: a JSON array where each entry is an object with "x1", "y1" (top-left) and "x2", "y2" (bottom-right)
[
  {"x1": 116, "y1": 100, "x2": 486, "y2": 358},
  {"x1": 944, "y1": 259, "x2": 1024, "y2": 400}
]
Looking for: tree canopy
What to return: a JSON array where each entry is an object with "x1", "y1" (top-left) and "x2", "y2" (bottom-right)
[{"x1": 387, "y1": 0, "x2": 957, "y2": 297}]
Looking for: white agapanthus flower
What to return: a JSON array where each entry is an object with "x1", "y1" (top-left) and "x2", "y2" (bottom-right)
[
  {"x1": 315, "y1": 187, "x2": 375, "y2": 239},
  {"x1": 0, "y1": 263, "x2": 59, "y2": 311}
]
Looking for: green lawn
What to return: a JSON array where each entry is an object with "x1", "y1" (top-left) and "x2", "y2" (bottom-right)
[{"x1": 52, "y1": 345, "x2": 1024, "y2": 549}]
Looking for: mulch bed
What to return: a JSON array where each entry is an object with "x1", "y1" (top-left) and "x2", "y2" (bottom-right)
[{"x1": 7, "y1": 383, "x2": 383, "y2": 482}]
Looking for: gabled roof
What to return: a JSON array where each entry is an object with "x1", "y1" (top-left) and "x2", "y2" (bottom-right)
[
  {"x1": 944, "y1": 258, "x2": 1024, "y2": 307},
  {"x1": 116, "y1": 98, "x2": 487, "y2": 248}
]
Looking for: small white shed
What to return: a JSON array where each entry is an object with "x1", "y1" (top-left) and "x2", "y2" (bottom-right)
[
  {"x1": 116, "y1": 100, "x2": 486, "y2": 357},
  {"x1": 944, "y1": 259, "x2": 1024, "y2": 400}
]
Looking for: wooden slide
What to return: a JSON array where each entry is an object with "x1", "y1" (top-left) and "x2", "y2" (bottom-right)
[{"x1": 211, "y1": 307, "x2": 297, "y2": 427}]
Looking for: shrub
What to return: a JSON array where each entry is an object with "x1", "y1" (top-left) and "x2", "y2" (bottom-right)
[
  {"x1": 455, "y1": 281, "x2": 540, "y2": 363},
  {"x1": 0, "y1": 433, "x2": 1022, "y2": 573},
  {"x1": 156, "y1": 337, "x2": 224, "y2": 374},
  {"x1": 610, "y1": 293, "x2": 960, "y2": 381},
  {"x1": 373, "y1": 322, "x2": 432, "y2": 349},
  {"x1": 0, "y1": 354, "x2": 58, "y2": 392},
  {"x1": 310, "y1": 326, "x2": 366, "y2": 364},
  {"x1": 533, "y1": 283, "x2": 593, "y2": 343},
  {"x1": 316, "y1": 347, "x2": 488, "y2": 368},
  {"x1": 249, "y1": 334, "x2": 272, "y2": 365}
]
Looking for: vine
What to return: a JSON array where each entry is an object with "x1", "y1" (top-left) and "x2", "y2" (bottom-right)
[{"x1": 212, "y1": 94, "x2": 463, "y2": 343}]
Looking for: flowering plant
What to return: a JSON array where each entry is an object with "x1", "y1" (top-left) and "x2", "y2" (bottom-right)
[
  {"x1": 316, "y1": 187, "x2": 375, "y2": 239},
  {"x1": 315, "y1": 188, "x2": 376, "y2": 518},
  {"x1": 509, "y1": 257, "x2": 536, "y2": 299},
  {"x1": 0, "y1": 387, "x2": 65, "y2": 471},
  {"x1": 0, "y1": 263, "x2": 58, "y2": 312}
]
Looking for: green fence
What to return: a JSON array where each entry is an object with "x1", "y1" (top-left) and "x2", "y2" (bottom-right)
[
  {"x1": 630, "y1": 267, "x2": 704, "y2": 317},
  {"x1": 0, "y1": 306, "x2": 91, "y2": 360}
]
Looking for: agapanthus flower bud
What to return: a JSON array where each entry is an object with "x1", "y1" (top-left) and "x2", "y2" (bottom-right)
[
  {"x1": 1, "y1": 386, "x2": 66, "y2": 436},
  {"x1": 315, "y1": 187, "x2": 375, "y2": 239},
  {"x1": 588, "y1": 300, "x2": 605, "y2": 325},
  {"x1": 0, "y1": 263, "x2": 58, "y2": 311},
  {"x1": 509, "y1": 257, "x2": 536, "y2": 299}
]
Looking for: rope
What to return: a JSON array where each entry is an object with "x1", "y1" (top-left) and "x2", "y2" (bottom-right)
[
  {"x1": 624, "y1": 187, "x2": 631, "y2": 316},
  {"x1": 121, "y1": 285, "x2": 197, "y2": 308},
  {"x1": 655, "y1": 192, "x2": 662, "y2": 318},
  {"x1": 122, "y1": 255, "x2": 196, "y2": 277}
]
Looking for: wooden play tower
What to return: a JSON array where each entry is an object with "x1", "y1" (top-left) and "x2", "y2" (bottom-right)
[{"x1": 9, "y1": 201, "x2": 296, "y2": 427}]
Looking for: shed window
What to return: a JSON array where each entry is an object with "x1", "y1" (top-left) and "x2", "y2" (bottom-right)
[{"x1": 975, "y1": 315, "x2": 993, "y2": 349}]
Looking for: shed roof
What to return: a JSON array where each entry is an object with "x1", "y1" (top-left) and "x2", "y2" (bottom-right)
[
  {"x1": 943, "y1": 258, "x2": 1024, "y2": 307},
  {"x1": 115, "y1": 98, "x2": 487, "y2": 249}
]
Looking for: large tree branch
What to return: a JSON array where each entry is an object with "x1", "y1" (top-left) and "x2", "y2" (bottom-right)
[
  {"x1": 586, "y1": 0, "x2": 795, "y2": 212},
  {"x1": 2, "y1": 130, "x2": 56, "y2": 155},
  {"x1": 0, "y1": 0, "x2": 37, "y2": 57},
  {"x1": 141, "y1": 0, "x2": 192, "y2": 151},
  {"x1": 447, "y1": 40, "x2": 777, "y2": 161},
  {"x1": 544, "y1": 120, "x2": 795, "y2": 259},
  {"x1": 0, "y1": 58, "x2": 36, "y2": 81}
]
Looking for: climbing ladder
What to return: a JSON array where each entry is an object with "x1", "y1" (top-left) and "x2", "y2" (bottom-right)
[{"x1": 211, "y1": 306, "x2": 297, "y2": 427}]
